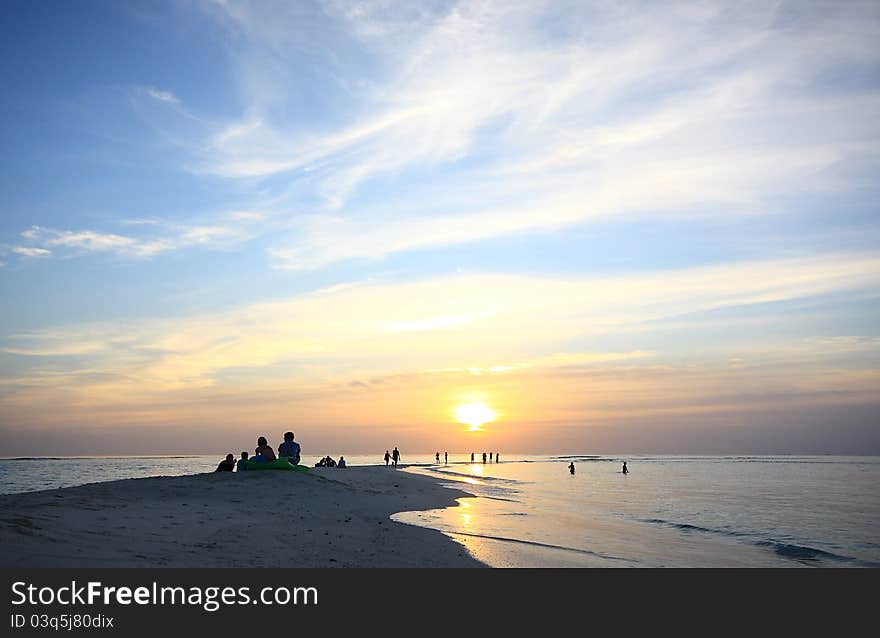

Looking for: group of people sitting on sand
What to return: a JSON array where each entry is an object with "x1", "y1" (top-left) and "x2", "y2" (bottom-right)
[
  {"x1": 215, "y1": 431, "x2": 302, "y2": 472},
  {"x1": 315, "y1": 455, "x2": 346, "y2": 468}
]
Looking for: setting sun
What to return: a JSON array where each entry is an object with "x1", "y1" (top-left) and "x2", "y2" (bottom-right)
[{"x1": 455, "y1": 402, "x2": 497, "y2": 431}]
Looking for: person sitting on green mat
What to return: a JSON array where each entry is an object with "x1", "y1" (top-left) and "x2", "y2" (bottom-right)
[
  {"x1": 236, "y1": 451, "x2": 249, "y2": 472},
  {"x1": 253, "y1": 436, "x2": 276, "y2": 462},
  {"x1": 277, "y1": 431, "x2": 301, "y2": 465}
]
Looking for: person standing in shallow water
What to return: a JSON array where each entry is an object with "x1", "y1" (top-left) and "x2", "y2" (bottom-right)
[
  {"x1": 482, "y1": 452, "x2": 487, "y2": 464},
  {"x1": 569, "y1": 462, "x2": 575, "y2": 475},
  {"x1": 622, "y1": 461, "x2": 628, "y2": 474},
  {"x1": 471, "y1": 452, "x2": 475, "y2": 462},
  {"x1": 444, "y1": 451, "x2": 448, "y2": 464},
  {"x1": 435, "y1": 452, "x2": 440, "y2": 463}
]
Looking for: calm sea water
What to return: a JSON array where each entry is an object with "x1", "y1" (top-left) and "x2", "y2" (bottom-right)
[
  {"x1": 395, "y1": 455, "x2": 880, "y2": 568},
  {"x1": 1, "y1": 453, "x2": 877, "y2": 567}
]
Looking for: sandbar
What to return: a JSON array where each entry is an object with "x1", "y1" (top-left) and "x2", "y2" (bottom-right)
[{"x1": 0, "y1": 466, "x2": 484, "y2": 568}]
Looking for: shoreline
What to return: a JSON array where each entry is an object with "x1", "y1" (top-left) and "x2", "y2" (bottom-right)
[{"x1": 0, "y1": 466, "x2": 485, "y2": 568}]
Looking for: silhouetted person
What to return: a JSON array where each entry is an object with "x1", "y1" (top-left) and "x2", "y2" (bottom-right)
[
  {"x1": 278, "y1": 431, "x2": 301, "y2": 465},
  {"x1": 444, "y1": 451, "x2": 448, "y2": 464},
  {"x1": 436, "y1": 452, "x2": 440, "y2": 463},
  {"x1": 236, "y1": 451, "x2": 249, "y2": 472},
  {"x1": 254, "y1": 436, "x2": 276, "y2": 461},
  {"x1": 338, "y1": 456, "x2": 346, "y2": 468},
  {"x1": 384, "y1": 450, "x2": 391, "y2": 466},
  {"x1": 569, "y1": 462, "x2": 575, "y2": 475},
  {"x1": 471, "y1": 452, "x2": 475, "y2": 462},
  {"x1": 490, "y1": 452, "x2": 493, "y2": 461},
  {"x1": 496, "y1": 452, "x2": 500, "y2": 463},
  {"x1": 216, "y1": 454, "x2": 235, "y2": 472},
  {"x1": 392, "y1": 447, "x2": 400, "y2": 467},
  {"x1": 482, "y1": 452, "x2": 487, "y2": 464},
  {"x1": 622, "y1": 461, "x2": 628, "y2": 475}
]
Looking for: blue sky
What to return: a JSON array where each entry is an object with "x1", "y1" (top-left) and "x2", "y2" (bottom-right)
[{"x1": 1, "y1": 1, "x2": 879, "y2": 455}]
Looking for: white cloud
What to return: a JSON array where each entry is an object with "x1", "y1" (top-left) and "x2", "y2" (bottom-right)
[
  {"x1": 14, "y1": 222, "x2": 253, "y2": 261},
  {"x1": 28, "y1": 228, "x2": 136, "y2": 252},
  {"x1": 11, "y1": 246, "x2": 51, "y2": 257}
]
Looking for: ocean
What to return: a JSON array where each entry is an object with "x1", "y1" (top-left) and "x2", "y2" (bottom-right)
[
  {"x1": 1, "y1": 453, "x2": 877, "y2": 567},
  {"x1": 397, "y1": 455, "x2": 880, "y2": 567}
]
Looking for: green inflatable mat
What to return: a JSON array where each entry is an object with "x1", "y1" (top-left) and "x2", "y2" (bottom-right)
[{"x1": 245, "y1": 458, "x2": 309, "y2": 471}]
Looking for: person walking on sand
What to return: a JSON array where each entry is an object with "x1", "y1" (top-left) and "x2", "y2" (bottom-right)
[
  {"x1": 392, "y1": 447, "x2": 400, "y2": 467},
  {"x1": 384, "y1": 450, "x2": 391, "y2": 466},
  {"x1": 622, "y1": 461, "x2": 629, "y2": 474},
  {"x1": 569, "y1": 462, "x2": 575, "y2": 475}
]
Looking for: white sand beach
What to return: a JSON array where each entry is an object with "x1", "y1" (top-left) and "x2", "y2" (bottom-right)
[{"x1": 0, "y1": 466, "x2": 484, "y2": 568}]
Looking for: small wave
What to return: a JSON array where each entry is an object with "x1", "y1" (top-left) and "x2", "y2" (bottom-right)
[
  {"x1": 643, "y1": 517, "x2": 870, "y2": 566},
  {"x1": 480, "y1": 495, "x2": 520, "y2": 503},
  {"x1": 642, "y1": 518, "x2": 742, "y2": 537},
  {"x1": 753, "y1": 541, "x2": 854, "y2": 564},
  {"x1": 426, "y1": 467, "x2": 525, "y2": 486},
  {"x1": 442, "y1": 530, "x2": 637, "y2": 563}
]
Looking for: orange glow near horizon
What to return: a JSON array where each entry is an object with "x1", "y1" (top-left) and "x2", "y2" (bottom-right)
[{"x1": 455, "y1": 402, "x2": 497, "y2": 431}]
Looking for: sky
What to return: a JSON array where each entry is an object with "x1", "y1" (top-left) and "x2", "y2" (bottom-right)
[{"x1": 1, "y1": 0, "x2": 879, "y2": 456}]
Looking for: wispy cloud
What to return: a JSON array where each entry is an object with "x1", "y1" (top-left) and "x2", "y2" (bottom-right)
[
  {"x1": 142, "y1": 86, "x2": 179, "y2": 104},
  {"x1": 14, "y1": 220, "x2": 258, "y2": 261},
  {"x1": 11, "y1": 246, "x2": 51, "y2": 258},
  {"x1": 226, "y1": 211, "x2": 266, "y2": 221},
  {"x1": 169, "y1": 0, "x2": 880, "y2": 269},
  {"x1": 3, "y1": 251, "x2": 877, "y2": 397},
  {"x1": 2, "y1": 242, "x2": 877, "y2": 450},
  {"x1": 23, "y1": 227, "x2": 137, "y2": 252},
  {"x1": 120, "y1": 218, "x2": 162, "y2": 226},
  {"x1": 8, "y1": 2, "x2": 876, "y2": 274}
]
